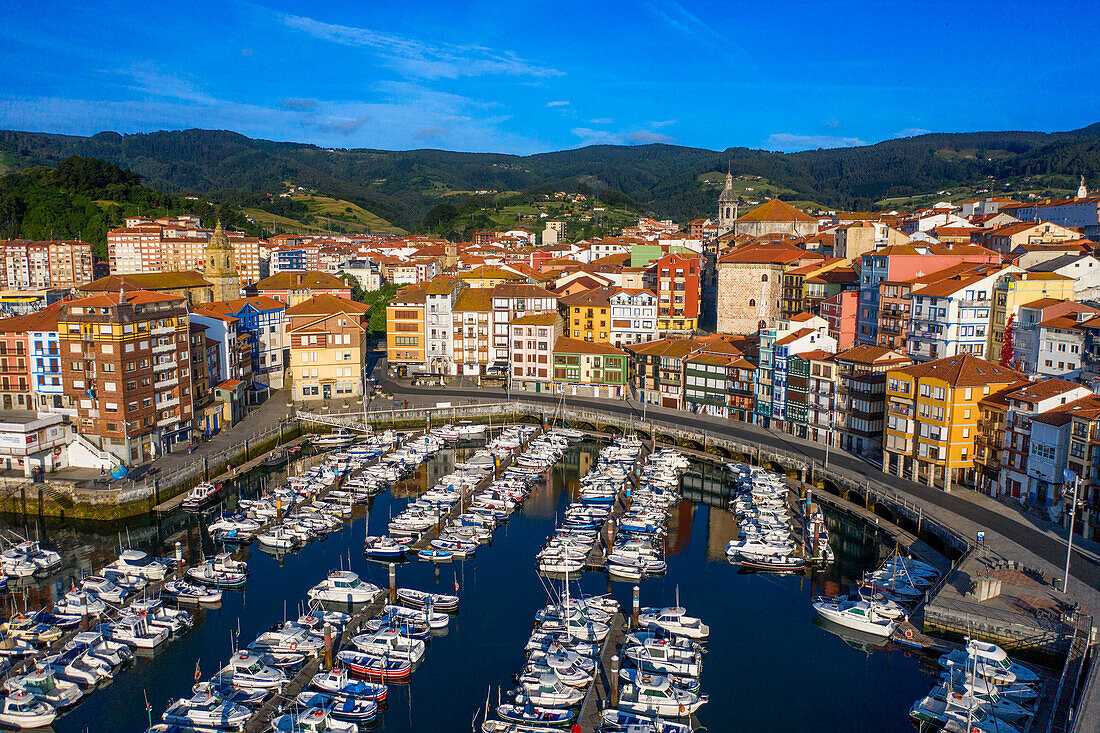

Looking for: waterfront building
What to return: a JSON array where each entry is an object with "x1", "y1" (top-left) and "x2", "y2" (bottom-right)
[
  {"x1": 883, "y1": 354, "x2": 1022, "y2": 491},
  {"x1": 653, "y1": 252, "x2": 701, "y2": 334},
  {"x1": 59, "y1": 290, "x2": 193, "y2": 464},
  {"x1": 198, "y1": 297, "x2": 288, "y2": 390},
  {"x1": 832, "y1": 345, "x2": 911, "y2": 459},
  {"x1": 287, "y1": 294, "x2": 370, "y2": 401},
  {"x1": 551, "y1": 337, "x2": 628, "y2": 398},
  {"x1": 509, "y1": 313, "x2": 561, "y2": 391},
  {"x1": 988, "y1": 271, "x2": 1075, "y2": 363}
]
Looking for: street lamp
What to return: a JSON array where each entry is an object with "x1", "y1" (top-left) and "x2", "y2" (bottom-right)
[{"x1": 1062, "y1": 469, "x2": 1083, "y2": 593}]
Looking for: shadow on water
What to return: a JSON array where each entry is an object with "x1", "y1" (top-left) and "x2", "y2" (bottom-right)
[{"x1": 2, "y1": 440, "x2": 934, "y2": 733}]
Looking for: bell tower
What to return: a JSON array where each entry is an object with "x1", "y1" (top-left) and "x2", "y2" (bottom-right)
[
  {"x1": 205, "y1": 220, "x2": 238, "y2": 302},
  {"x1": 717, "y1": 169, "x2": 738, "y2": 235}
]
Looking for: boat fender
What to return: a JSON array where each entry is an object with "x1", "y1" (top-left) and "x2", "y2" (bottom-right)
[
  {"x1": 904, "y1": 628, "x2": 913, "y2": 640},
  {"x1": 679, "y1": 704, "x2": 686, "y2": 715}
]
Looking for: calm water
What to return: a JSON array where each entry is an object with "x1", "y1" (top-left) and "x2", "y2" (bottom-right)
[{"x1": 2, "y1": 440, "x2": 936, "y2": 733}]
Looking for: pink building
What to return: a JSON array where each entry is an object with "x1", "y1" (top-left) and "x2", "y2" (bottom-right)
[
  {"x1": 821, "y1": 290, "x2": 858, "y2": 350},
  {"x1": 509, "y1": 312, "x2": 562, "y2": 392}
]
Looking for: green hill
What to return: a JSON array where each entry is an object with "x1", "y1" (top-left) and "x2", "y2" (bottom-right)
[{"x1": 2, "y1": 124, "x2": 1100, "y2": 232}]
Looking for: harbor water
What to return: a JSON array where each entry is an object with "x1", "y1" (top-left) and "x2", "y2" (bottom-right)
[{"x1": 2, "y1": 439, "x2": 935, "y2": 732}]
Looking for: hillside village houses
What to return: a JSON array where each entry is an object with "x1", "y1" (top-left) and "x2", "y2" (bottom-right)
[{"x1": 7, "y1": 174, "x2": 1100, "y2": 542}]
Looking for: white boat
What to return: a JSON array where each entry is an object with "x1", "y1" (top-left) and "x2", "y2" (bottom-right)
[
  {"x1": 0, "y1": 690, "x2": 57, "y2": 729},
  {"x1": 811, "y1": 597, "x2": 896, "y2": 638},
  {"x1": 163, "y1": 690, "x2": 252, "y2": 728},
  {"x1": 623, "y1": 637, "x2": 702, "y2": 677},
  {"x1": 516, "y1": 672, "x2": 585, "y2": 707},
  {"x1": 307, "y1": 571, "x2": 382, "y2": 605},
  {"x1": 313, "y1": 431, "x2": 357, "y2": 449},
  {"x1": 55, "y1": 588, "x2": 107, "y2": 616},
  {"x1": 4, "y1": 668, "x2": 83, "y2": 709},
  {"x1": 110, "y1": 549, "x2": 168, "y2": 580},
  {"x1": 350, "y1": 629, "x2": 426, "y2": 662},
  {"x1": 270, "y1": 706, "x2": 357, "y2": 733},
  {"x1": 103, "y1": 613, "x2": 170, "y2": 649},
  {"x1": 637, "y1": 607, "x2": 709, "y2": 640},
  {"x1": 214, "y1": 650, "x2": 286, "y2": 690},
  {"x1": 80, "y1": 575, "x2": 129, "y2": 604},
  {"x1": 617, "y1": 672, "x2": 707, "y2": 717}
]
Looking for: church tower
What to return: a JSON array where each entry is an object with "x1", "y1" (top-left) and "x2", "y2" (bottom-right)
[
  {"x1": 1077, "y1": 175, "x2": 1089, "y2": 200},
  {"x1": 717, "y1": 170, "x2": 738, "y2": 235},
  {"x1": 205, "y1": 220, "x2": 238, "y2": 303}
]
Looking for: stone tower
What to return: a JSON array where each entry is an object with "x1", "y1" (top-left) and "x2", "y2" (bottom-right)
[
  {"x1": 205, "y1": 220, "x2": 238, "y2": 302},
  {"x1": 717, "y1": 170, "x2": 738, "y2": 235}
]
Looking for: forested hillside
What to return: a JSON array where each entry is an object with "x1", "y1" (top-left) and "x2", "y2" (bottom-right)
[{"x1": 2, "y1": 124, "x2": 1100, "y2": 233}]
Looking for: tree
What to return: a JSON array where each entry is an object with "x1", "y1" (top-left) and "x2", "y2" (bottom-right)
[{"x1": 1000, "y1": 314, "x2": 1015, "y2": 367}]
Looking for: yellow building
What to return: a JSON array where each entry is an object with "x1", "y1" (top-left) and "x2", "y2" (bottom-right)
[
  {"x1": 559, "y1": 287, "x2": 614, "y2": 343},
  {"x1": 883, "y1": 354, "x2": 1022, "y2": 491},
  {"x1": 458, "y1": 266, "x2": 529, "y2": 289},
  {"x1": 989, "y1": 272, "x2": 1074, "y2": 362},
  {"x1": 287, "y1": 294, "x2": 370, "y2": 401},
  {"x1": 385, "y1": 284, "x2": 428, "y2": 375}
]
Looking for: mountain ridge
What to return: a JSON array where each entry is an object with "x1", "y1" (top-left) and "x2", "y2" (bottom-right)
[{"x1": 2, "y1": 124, "x2": 1099, "y2": 230}]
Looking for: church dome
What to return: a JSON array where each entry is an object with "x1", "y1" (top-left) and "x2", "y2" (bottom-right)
[{"x1": 208, "y1": 220, "x2": 232, "y2": 251}]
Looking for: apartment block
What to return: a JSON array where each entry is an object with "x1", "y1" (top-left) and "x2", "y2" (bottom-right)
[{"x1": 287, "y1": 294, "x2": 370, "y2": 401}]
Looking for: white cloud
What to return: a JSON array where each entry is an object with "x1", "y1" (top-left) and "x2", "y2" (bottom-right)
[
  {"x1": 572, "y1": 127, "x2": 676, "y2": 146},
  {"x1": 764, "y1": 133, "x2": 867, "y2": 152},
  {"x1": 280, "y1": 13, "x2": 562, "y2": 80},
  {"x1": 894, "y1": 127, "x2": 931, "y2": 138},
  {"x1": 547, "y1": 100, "x2": 570, "y2": 107},
  {"x1": 589, "y1": 118, "x2": 613, "y2": 125}
]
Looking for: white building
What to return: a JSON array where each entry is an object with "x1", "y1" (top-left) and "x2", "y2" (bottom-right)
[
  {"x1": 425, "y1": 278, "x2": 463, "y2": 375},
  {"x1": 608, "y1": 289, "x2": 659, "y2": 348},
  {"x1": 906, "y1": 264, "x2": 1020, "y2": 362}
]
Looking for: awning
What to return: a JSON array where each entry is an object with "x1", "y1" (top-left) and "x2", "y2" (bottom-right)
[{"x1": 249, "y1": 382, "x2": 270, "y2": 391}]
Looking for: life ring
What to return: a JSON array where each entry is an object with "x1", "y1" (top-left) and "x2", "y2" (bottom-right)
[
  {"x1": 289, "y1": 642, "x2": 298, "y2": 651},
  {"x1": 194, "y1": 668, "x2": 202, "y2": 682},
  {"x1": 953, "y1": 693, "x2": 963, "y2": 701},
  {"x1": 904, "y1": 628, "x2": 913, "y2": 640}
]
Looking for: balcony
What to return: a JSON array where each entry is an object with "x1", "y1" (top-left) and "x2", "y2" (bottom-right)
[
  {"x1": 151, "y1": 325, "x2": 174, "y2": 336},
  {"x1": 155, "y1": 376, "x2": 179, "y2": 389},
  {"x1": 957, "y1": 298, "x2": 990, "y2": 309},
  {"x1": 888, "y1": 402, "x2": 914, "y2": 418},
  {"x1": 157, "y1": 416, "x2": 179, "y2": 428},
  {"x1": 152, "y1": 341, "x2": 175, "y2": 354},
  {"x1": 153, "y1": 359, "x2": 177, "y2": 372},
  {"x1": 156, "y1": 396, "x2": 180, "y2": 410}
]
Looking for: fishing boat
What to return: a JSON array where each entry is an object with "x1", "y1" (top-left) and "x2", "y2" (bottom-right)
[
  {"x1": 54, "y1": 588, "x2": 107, "y2": 616},
  {"x1": 909, "y1": 694, "x2": 1022, "y2": 733},
  {"x1": 270, "y1": 706, "x2": 357, "y2": 733},
  {"x1": 182, "y1": 482, "x2": 222, "y2": 511},
  {"x1": 417, "y1": 549, "x2": 454, "y2": 563},
  {"x1": 623, "y1": 637, "x2": 702, "y2": 677},
  {"x1": 258, "y1": 526, "x2": 300, "y2": 551},
  {"x1": 310, "y1": 668, "x2": 388, "y2": 702},
  {"x1": 0, "y1": 690, "x2": 57, "y2": 729},
  {"x1": 307, "y1": 571, "x2": 382, "y2": 605},
  {"x1": 495, "y1": 702, "x2": 575, "y2": 727},
  {"x1": 811, "y1": 597, "x2": 896, "y2": 638},
  {"x1": 334, "y1": 649, "x2": 412, "y2": 682},
  {"x1": 128, "y1": 597, "x2": 193, "y2": 634},
  {"x1": 64, "y1": 630, "x2": 133, "y2": 668},
  {"x1": 929, "y1": 681, "x2": 1033, "y2": 722},
  {"x1": 80, "y1": 575, "x2": 130, "y2": 604},
  {"x1": 162, "y1": 690, "x2": 251, "y2": 729},
  {"x1": 264, "y1": 447, "x2": 290, "y2": 468},
  {"x1": 295, "y1": 691, "x2": 378, "y2": 722}
]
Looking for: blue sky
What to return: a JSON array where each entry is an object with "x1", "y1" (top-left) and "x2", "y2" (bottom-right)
[{"x1": 1, "y1": 1, "x2": 1097, "y2": 155}]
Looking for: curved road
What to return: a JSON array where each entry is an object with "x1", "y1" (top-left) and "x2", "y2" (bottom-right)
[{"x1": 376, "y1": 374, "x2": 1100, "y2": 594}]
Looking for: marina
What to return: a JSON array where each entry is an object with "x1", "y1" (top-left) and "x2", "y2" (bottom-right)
[{"x1": 0, "y1": 425, "x2": 1078, "y2": 732}]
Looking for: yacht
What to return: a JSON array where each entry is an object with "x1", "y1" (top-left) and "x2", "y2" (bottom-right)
[
  {"x1": 637, "y1": 607, "x2": 710, "y2": 640},
  {"x1": 213, "y1": 650, "x2": 286, "y2": 690},
  {"x1": 307, "y1": 571, "x2": 382, "y2": 605},
  {"x1": 101, "y1": 613, "x2": 170, "y2": 649},
  {"x1": 811, "y1": 597, "x2": 896, "y2": 638},
  {"x1": 295, "y1": 691, "x2": 378, "y2": 722},
  {"x1": 270, "y1": 707, "x2": 357, "y2": 733},
  {"x1": 0, "y1": 691, "x2": 57, "y2": 729},
  {"x1": 313, "y1": 431, "x2": 357, "y2": 449},
  {"x1": 162, "y1": 690, "x2": 251, "y2": 729},
  {"x1": 110, "y1": 549, "x2": 168, "y2": 580},
  {"x1": 4, "y1": 668, "x2": 83, "y2": 709},
  {"x1": 617, "y1": 672, "x2": 707, "y2": 717},
  {"x1": 350, "y1": 629, "x2": 426, "y2": 662},
  {"x1": 310, "y1": 667, "x2": 388, "y2": 702}
]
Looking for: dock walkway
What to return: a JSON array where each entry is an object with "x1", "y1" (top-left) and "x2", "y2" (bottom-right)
[{"x1": 577, "y1": 611, "x2": 626, "y2": 733}]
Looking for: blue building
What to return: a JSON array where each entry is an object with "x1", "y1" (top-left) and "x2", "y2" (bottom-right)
[{"x1": 197, "y1": 297, "x2": 287, "y2": 391}]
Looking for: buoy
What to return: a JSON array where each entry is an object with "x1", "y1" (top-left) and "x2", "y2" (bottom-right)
[{"x1": 290, "y1": 642, "x2": 298, "y2": 651}]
